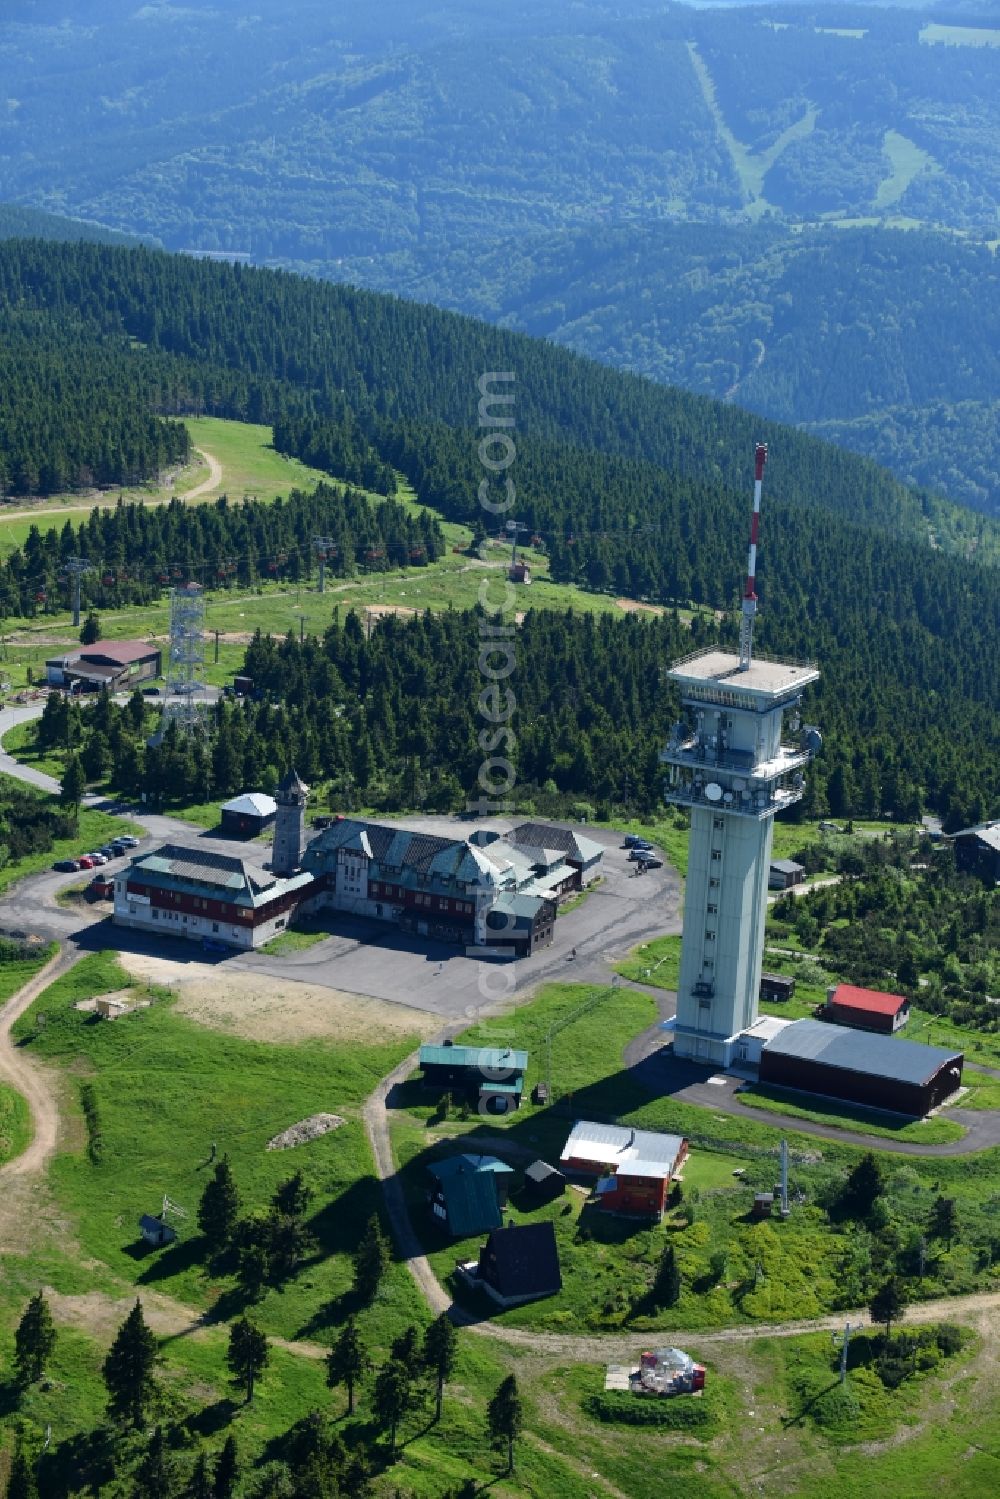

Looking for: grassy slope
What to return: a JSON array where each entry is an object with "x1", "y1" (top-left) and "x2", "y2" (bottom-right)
[
  {"x1": 0, "y1": 776, "x2": 138, "y2": 894},
  {"x1": 0, "y1": 414, "x2": 707, "y2": 698}
]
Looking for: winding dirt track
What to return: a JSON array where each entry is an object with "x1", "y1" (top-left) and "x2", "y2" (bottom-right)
[
  {"x1": 0, "y1": 448, "x2": 221, "y2": 526},
  {"x1": 0, "y1": 944, "x2": 83, "y2": 1177},
  {"x1": 179, "y1": 448, "x2": 222, "y2": 500}
]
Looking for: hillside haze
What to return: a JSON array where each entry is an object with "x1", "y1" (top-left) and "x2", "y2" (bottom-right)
[{"x1": 2, "y1": 1, "x2": 999, "y2": 511}]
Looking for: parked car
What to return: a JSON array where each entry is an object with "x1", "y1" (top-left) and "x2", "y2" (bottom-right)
[
  {"x1": 117, "y1": 835, "x2": 140, "y2": 848},
  {"x1": 642, "y1": 856, "x2": 664, "y2": 869},
  {"x1": 623, "y1": 834, "x2": 650, "y2": 849},
  {"x1": 86, "y1": 852, "x2": 108, "y2": 865},
  {"x1": 53, "y1": 859, "x2": 80, "y2": 873},
  {"x1": 77, "y1": 856, "x2": 97, "y2": 869},
  {"x1": 202, "y1": 937, "x2": 228, "y2": 954},
  {"x1": 88, "y1": 877, "x2": 113, "y2": 899},
  {"x1": 98, "y1": 845, "x2": 119, "y2": 858},
  {"x1": 110, "y1": 841, "x2": 130, "y2": 857},
  {"x1": 629, "y1": 847, "x2": 656, "y2": 861}
]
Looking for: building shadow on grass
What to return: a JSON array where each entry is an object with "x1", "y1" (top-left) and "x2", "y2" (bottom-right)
[{"x1": 133, "y1": 1234, "x2": 206, "y2": 1283}]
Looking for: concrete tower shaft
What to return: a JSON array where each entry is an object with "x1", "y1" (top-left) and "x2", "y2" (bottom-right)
[{"x1": 662, "y1": 651, "x2": 819, "y2": 1066}]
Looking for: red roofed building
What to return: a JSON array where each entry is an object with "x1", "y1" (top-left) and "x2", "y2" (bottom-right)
[{"x1": 825, "y1": 983, "x2": 910, "y2": 1034}]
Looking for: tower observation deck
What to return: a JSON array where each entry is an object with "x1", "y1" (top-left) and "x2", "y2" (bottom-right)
[{"x1": 662, "y1": 450, "x2": 821, "y2": 1067}]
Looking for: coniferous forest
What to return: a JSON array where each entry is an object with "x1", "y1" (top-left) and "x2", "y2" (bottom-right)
[{"x1": 0, "y1": 237, "x2": 996, "y2": 827}]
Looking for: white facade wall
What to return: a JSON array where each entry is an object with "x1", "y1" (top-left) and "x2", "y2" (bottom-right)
[{"x1": 113, "y1": 881, "x2": 295, "y2": 950}]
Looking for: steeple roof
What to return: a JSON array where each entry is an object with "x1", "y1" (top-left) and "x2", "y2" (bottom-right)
[{"x1": 276, "y1": 767, "x2": 309, "y2": 799}]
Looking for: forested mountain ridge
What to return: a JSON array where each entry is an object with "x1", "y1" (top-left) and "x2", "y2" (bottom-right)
[
  {"x1": 362, "y1": 221, "x2": 1000, "y2": 520},
  {"x1": 2, "y1": 234, "x2": 989, "y2": 556},
  {"x1": 3, "y1": 1, "x2": 999, "y2": 514},
  {"x1": 4, "y1": 2, "x2": 996, "y2": 248},
  {"x1": 0, "y1": 237, "x2": 996, "y2": 826}
]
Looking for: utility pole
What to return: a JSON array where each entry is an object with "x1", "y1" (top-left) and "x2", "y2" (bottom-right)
[
  {"x1": 778, "y1": 1138, "x2": 790, "y2": 1219},
  {"x1": 313, "y1": 536, "x2": 337, "y2": 593},
  {"x1": 63, "y1": 558, "x2": 94, "y2": 628},
  {"x1": 832, "y1": 1323, "x2": 860, "y2": 1384},
  {"x1": 214, "y1": 629, "x2": 220, "y2": 664}
]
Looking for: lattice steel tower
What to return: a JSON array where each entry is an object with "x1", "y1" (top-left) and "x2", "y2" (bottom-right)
[
  {"x1": 661, "y1": 446, "x2": 822, "y2": 1067},
  {"x1": 161, "y1": 582, "x2": 206, "y2": 735}
]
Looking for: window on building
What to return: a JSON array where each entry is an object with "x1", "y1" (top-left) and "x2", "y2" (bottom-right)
[
  {"x1": 707, "y1": 903, "x2": 718, "y2": 914},
  {"x1": 152, "y1": 909, "x2": 159, "y2": 920},
  {"x1": 711, "y1": 850, "x2": 722, "y2": 861},
  {"x1": 212, "y1": 922, "x2": 219, "y2": 932},
  {"x1": 713, "y1": 818, "x2": 725, "y2": 829},
  {"x1": 709, "y1": 877, "x2": 720, "y2": 888},
  {"x1": 705, "y1": 930, "x2": 715, "y2": 941}
]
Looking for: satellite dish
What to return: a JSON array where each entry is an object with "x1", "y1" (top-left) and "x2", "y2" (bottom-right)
[
  {"x1": 733, "y1": 779, "x2": 747, "y2": 792},
  {"x1": 802, "y1": 726, "x2": 823, "y2": 754},
  {"x1": 723, "y1": 792, "x2": 734, "y2": 803},
  {"x1": 705, "y1": 782, "x2": 723, "y2": 802}
]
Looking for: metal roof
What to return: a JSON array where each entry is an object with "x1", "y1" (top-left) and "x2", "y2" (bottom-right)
[
  {"x1": 221, "y1": 792, "x2": 277, "y2": 818},
  {"x1": 419, "y1": 1043, "x2": 528, "y2": 1073},
  {"x1": 560, "y1": 1120, "x2": 686, "y2": 1178},
  {"x1": 510, "y1": 822, "x2": 605, "y2": 865},
  {"x1": 436, "y1": 1172, "x2": 502, "y2": 1237},
  {"x1": 952, "y1": 821, "x2": 1000, "y2": 853},
  {"x1": 762, "y1": 1018, "x2": 962, "y2": 1085},
  {"x1": 829, "y1": 984, "x2": 908, "y2": 1017},
  {"x1": 427, "y1": 1154, "x2": 514, "y2": 1181},
  {"x1": 306, "y1": 818, "x2": 503, "y2": 889},
  {"x1": 80, "y1": 640, "x2": 160, "y2": 666},
  {"x1": 770, "y1": 859, "x2": 805, "y2": 875},
  {"x1": 129, "y1": 842, "x2": 312, "y2": 907}
]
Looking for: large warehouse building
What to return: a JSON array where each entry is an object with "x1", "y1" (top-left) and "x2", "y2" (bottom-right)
[{"x1": 758, "y1": 1018, "x2": 963, "y2": 1117}]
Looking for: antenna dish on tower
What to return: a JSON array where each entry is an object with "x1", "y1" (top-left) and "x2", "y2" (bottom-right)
[{"x1": 705, "y1": 782, "x2": 723, "y2": 802}]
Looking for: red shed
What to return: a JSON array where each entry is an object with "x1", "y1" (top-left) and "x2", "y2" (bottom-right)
[{"x1": 826, "y1": 983, "x2": 910, "y2": 1034}]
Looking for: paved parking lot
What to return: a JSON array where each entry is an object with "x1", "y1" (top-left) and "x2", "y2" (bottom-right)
[{"x1": 233, "y1": 817, "x2": 681, "y2": 1021}]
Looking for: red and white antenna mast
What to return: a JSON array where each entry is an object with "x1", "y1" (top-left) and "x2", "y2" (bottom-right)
[{"x1": 738, "y1": 442, "x2": 768, "y2": 671}]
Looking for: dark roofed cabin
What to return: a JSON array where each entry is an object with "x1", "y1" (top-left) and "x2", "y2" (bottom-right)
[{"x1": 475, "y1": 1222, "x2": 562, "y2": 1306}]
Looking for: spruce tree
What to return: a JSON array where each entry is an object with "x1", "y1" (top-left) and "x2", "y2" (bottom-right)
[
  {"x1": 327, "y1": 1318, "x2": 367, "y2": 1416},
  {"x1": 227, "y1": 1318, "x2": 270, "y2": 1404},
  {"x1": 487, "y1": 1374, "x2": 523, "y2": 1475},
  {"x1": 7, "y1": 1450, "x2": 38, "y2": 1499},
  {"x1": 423, "y1": 1313, "x2": 457, "y2": 1422},
  {"x1": 272, "y1": 1170, "x2": 313, "y2": 1219},
  {"x1": 102, "y1": 1298, "x2": 158, "y2": 1426},
  {"x1": 373, "y1": 1359, "x2": 410, "y2": 1459},
  {"x1": 870, "y1": 1277, "x2": 907, "y2": 1342},
  {"x1": 353, "y1": 1214, "x2": 390, "y2": 1304},
  {"x1": 197, "y1": 1157, "x2": 240, "y2": 1254},
  {"x1": 187, "y1": 1451, "x2": 213, "y2": 1499},
  {"x1": 14, "y1": 1291, "x2": 57, "y2": 1387},
  {"x1": 654, "y1": 1242, "x2": 681, "y2": 1307},
  {"x1": 59, "y1": 751, "x2": 86, "y2": 808},
  {"x1": 213, "y1": 1436, "x2": 239, "y2": 1499},
  {"x1": 929, "y1": 1195, "x2": 958, "y2": 1250}
]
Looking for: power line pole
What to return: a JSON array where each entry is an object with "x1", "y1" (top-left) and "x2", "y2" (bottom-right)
[
  {"x1": 62, "y1": 558, "x2": 94, "y2": 628},
  {"x1": 313, "y1": 536, "x2": 337, "y2": 594}
]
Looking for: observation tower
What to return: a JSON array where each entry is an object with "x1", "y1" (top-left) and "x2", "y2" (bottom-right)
[{"x1": 661, "y1": 445, "x2": 821, "y2": 1067}]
